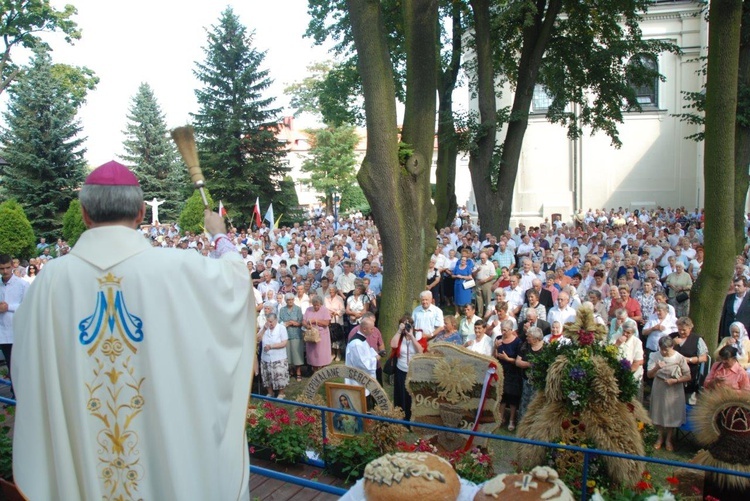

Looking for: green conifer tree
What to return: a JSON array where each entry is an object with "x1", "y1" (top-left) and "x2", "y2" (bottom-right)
[
  {"x1": 0, "y1": 50, "x2": 94, "y2": 238},
  {"x1": 192, "y1": 7, "x2": 287, "y2": 225},
  {"x1": 121, "y1": 83, "x2": 186, "y2": 223}
]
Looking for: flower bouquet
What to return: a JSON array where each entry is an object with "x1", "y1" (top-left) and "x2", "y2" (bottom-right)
[
  {"x1": 516, "y1": 306, "x2": 651, "y2": 487},
  {"x1": 246, "y1": 401, "x2": 316, "y2": 464}
]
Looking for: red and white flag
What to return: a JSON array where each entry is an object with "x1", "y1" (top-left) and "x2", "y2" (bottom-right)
[
  {"x1": 253, "y1": 197, "x2": 262, "y2": 228},
  {"x1": 218, "y1": 200, "x2": 227, "y2": 217}
]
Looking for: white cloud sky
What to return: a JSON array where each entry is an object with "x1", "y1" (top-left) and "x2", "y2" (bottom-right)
[{"x1": 25, "y1": 0, "x2": 333, "y2": 166}]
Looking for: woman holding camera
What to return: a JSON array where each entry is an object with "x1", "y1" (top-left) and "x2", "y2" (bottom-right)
[{"x1": 390, "y1": 314, "x2": 424, "y2": 422}]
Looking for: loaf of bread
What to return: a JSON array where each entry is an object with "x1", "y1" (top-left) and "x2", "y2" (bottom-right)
[
  {"x1": 363, "y1": 452, "x2": 460, "y2": 501},
  {"x1": 473, "y1": 466, "x2": 574, "y2": 501}
]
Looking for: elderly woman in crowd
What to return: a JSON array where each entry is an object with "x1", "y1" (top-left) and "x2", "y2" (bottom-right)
[
  {"x1": 259, "y1": 312, "x2": 289, "y2": 399},
  {"x1": 716, "y1": 322, "x2": 750, "y2": 374},
  {"x1": 704, "y1": 345, "x2": 750, "y2": 391},
  {"x1": 465, "y1": 319, "x2": 493, "y2": 356},
  {"x1": 303, "y1": 296, "x2": 332, "y2": 371},
  {"x1": 345, "y1": 282, "x2": 369, "y2": 329},
  {"x1": 608, "y1": 308, "x2": 630, "y2": 345},
  {"x1": 294, "y1": 283, "x2": 311, "y2": 311},
  {"x1": 614, "y1": 319, "x2": 645, "y2": 390},
  {"x1": 325, "y1": 285, "x2": 346, "y2": 361},
  {"x1": 519, "y1": 289, "x2": 546, "y2": 324},
  {"x1": 647, "y1": 336, "x2": 691, "y2": 451},
  {"x1": 279, "y1": 293, "x2": 305, "y2": 382},
  {"x1": 483, "y1": 288, "x2": 507, "y2": 321},
  {"x1": 433, "y1": 315, "x2": 463, "y2": 344},
  {"x1": 495, "y1": 319, "x2": 523, "y2": 431},
  {"x1": 391, "y1": 314, "x2": 424, "y2": 422},
  {"x1": 458, "y1": 303, "x2": 482, "y2": 344},
  {"x1": 487, "y1": 300, "x2": 517, "y2": 339},
  {"x1": 643, "y1": 303, "x2": 677, "y2": 360},
  {"x1": 516, "y1": 326, "x2": 545, "y2": 423},
  {"x1": 665, "y1": 261, "x2": 692, "y2": 318},
  {"x1": 670, "y1": 316, "x2": 708, "y2": 404}
]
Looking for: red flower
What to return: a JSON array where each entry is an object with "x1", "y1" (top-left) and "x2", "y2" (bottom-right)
[
  {"x1": 705, "y1": 497, "x2": 720, "y2": 501},
  {"x1": 562, "y1": 420, "x2": 571, "y2": 430},
  {"x1": 666, "y1": 476, "x2": 679, "y2": 485},
  {"x1": 578, "y1": 423, "x2": 586, "y2": 431},
  {"x1": 280, "y1": 415, "x2": 290, "y2": 425},
  {"x1": 249, "y1": 446, "x2": 255, "y2": 454},
  {"x1": 635, "y1": 481, "x2": 652, "y2": 492},
  {"x1": 627, "y1": 403, "x2": 635, "y2": 412}
]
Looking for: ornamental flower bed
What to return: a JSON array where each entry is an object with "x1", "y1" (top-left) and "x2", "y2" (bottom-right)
[{"x1": 246, "y1": 401, "x2": 316, "y2": 464}]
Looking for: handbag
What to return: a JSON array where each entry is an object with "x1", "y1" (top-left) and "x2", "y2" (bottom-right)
[
  {"x1": 303, "y1": 325, "x2": 320, "y2": 343},
  {"x1": 383, "y1": 333, "x2": 406, "y2": 375},
  {"x1": 463, "y1": 279, "x2": 476, "y2": 289},
  {"x1": 330, "y1": 322, "x2": 345, "y2": 343},
  {"x1": 676, "y1": 291, "x2": 689, "y2": 303},
  {"x1": 383, "y1": 351, "x2": 398, "y2": 375}
]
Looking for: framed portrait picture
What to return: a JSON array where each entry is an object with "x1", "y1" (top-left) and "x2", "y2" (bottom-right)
[{"x1": 325, "y1": 382, "x2": 367, "y2": 438}]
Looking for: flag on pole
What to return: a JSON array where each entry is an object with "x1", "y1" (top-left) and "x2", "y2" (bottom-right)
[
  {"x1": 253, "y1": 197, "x2": 262, "y2": 229},
  {"x1": 218, "y1": 200, "x2": 227, "y2": 217},
  {"x1": 264, "y1": 203, "x2": 275, "y2": 230},
  {"x1": 274, "y1": 214, "x2": 283, "y2": 229}
]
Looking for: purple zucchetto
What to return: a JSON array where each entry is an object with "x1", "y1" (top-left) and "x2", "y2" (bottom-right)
[{"x1": 85, "y1": 160, "x2": 140, "y2": 186}]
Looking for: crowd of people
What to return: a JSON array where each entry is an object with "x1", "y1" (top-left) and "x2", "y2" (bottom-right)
[{"x1": 5, "y1": 204, "x2": 750, "y2": 447}]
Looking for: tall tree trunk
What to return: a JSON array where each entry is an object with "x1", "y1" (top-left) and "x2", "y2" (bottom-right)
[
  {"x1": 469, "y1": 0, "x2": 562, "y2": 236},
  {"x1": 691, "y1": 0, "x2": 743, "y2": 354},
  {"x1": 734, "y1": 1, "x2": 750, "y2": 254},
  {"x1": 468, "y1": 0, "x2": 498, "y2": 236},
  {"x1": 348, "y1": 0, "x2": 438, "y2": 346},
  {"x1": 434, "y1": 3, "x2": 462, "y2": 230}
]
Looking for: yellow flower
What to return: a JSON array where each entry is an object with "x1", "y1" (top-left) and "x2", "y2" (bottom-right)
[
  {"x1": 587, "y1": 480, "x2": 596, "y2": 488},
  {"x1": 637, "y1": 421, "x2": 645, "y2": 431}
]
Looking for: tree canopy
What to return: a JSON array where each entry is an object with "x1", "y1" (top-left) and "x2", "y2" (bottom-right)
[
  {"x1": 0, "y1": 0, "x2": 81, "y2": 95},
  {"x1": 0, "y1": 49, "x2": 96, "y2": 239},
  {"x1": 62, "y1": 199, "x2": 86, "y2": 246},
  {"x1": 192, "y1": 7, "x2": 288, "y2": 226},
  {"x1": 301, "y1": 125, "x2": 360, "y2": 213}
]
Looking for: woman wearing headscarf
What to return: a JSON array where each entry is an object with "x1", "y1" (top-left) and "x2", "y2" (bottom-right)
[{"x1": 715, "y1": 321, "x2": 750, "y2": 374}]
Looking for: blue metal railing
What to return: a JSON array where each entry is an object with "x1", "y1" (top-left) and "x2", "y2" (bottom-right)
[
  {"x1": 0, "y1": 377, "x2": 14, "y2": 407},
  {"x1": 250, "y1": 393, "x2": 750, "y2": 500},
  {"x1": 3, "y1": 381, "x2": 747, "y2": 499}
]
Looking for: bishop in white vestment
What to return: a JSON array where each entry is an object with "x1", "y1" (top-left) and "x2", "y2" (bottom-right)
[{"x1": 12, "y1": 161, "x2": 256, "y2": 500}]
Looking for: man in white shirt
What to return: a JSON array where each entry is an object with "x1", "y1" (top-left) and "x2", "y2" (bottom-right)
[
  {"x1": 505, "y1": 274, "x2": 525, "y2": 317},
  {"x1": 336, "y1": 259, "x2": 357, "y2": 296},
  {"x1": 411, "y1": 291, "x2": 445, "y2": 340},
  {"x1": 258, "y1": 271, "x2": 280, "y2": 297},
  {"x1": 474, "y1": 252, "x2": 496, "y2": 317},
  {"x1": 0, "y1": 254, "x2": 29, "y2": 395},
  {"x1": 547, "y1": 292, "x2": 577, "y2": 326}
]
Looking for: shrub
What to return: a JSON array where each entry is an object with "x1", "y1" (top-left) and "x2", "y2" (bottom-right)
[
  {"x1": 62, "y1": 199, "x2": 86, "y2": 246},
  {"x1": 0, "y1": 200, "x2": 35, "y2": 259},
  {"x1": 178, "y1": 189, "x2": 214, "y2": 235}
]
